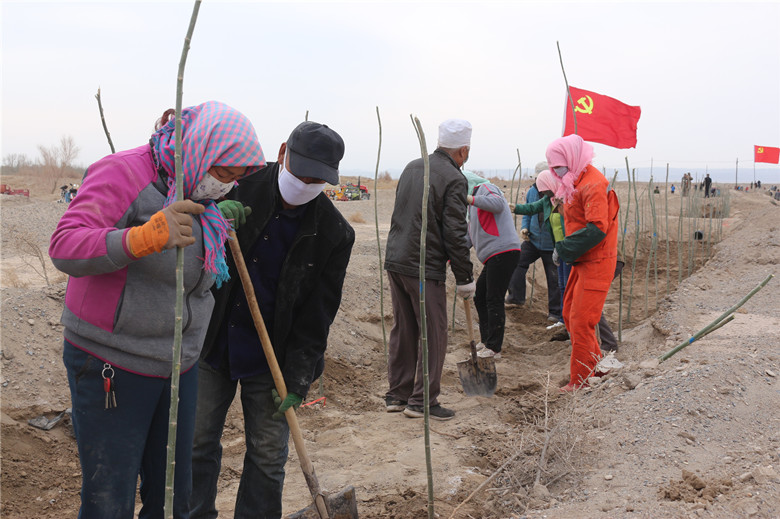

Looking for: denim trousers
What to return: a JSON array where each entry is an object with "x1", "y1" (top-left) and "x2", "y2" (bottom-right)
[
  {"x1": 506, "y1": 241, "x2": 561, "y2": 317},
  {"x1": 190, "y1": 361, "x2": 290, "y2": 519},
  {"x1": 63, "y1": 341, "x2": 197, "y2": 519},
  {"x1": 474, "y1": 250, "x2": 520, "y2": 353},
  {"x1": 556, "y1": 262, "x2": 572, "y2": 323}
]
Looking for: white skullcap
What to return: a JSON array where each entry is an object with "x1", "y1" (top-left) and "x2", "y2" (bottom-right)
[{"x1": 438, "y1": 119, "x2": 472, "y2": 148}]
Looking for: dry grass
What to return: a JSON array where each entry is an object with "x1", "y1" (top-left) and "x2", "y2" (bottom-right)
[
  {"x1": 2, "y1": 269, "x2": 29, "y2": 288},
  {"x1": 6, "y1": 226, "x2": 54, "y2": 286},
  {"x1": 458, "y1": 374, "x2": 597, "y2": 518}
]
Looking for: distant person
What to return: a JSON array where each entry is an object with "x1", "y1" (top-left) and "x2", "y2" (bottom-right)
[
  {"x1": 546, "y1": 135, "x2": 619, "y2": 392},
  {"x1": 49, "y1": 101, "x2": 265, "y2": 518},
  {"x1": 505, "y1": 161, "x2": 561, "y2": 323},
  {"x1": 465, "y1": 174, "x2": 522, "y2": 359},
  {"x1": 704, "y1": 174, "x2": 712, "y2": 198},
  {"x1": 653, "y1": 185, "x2": 660, "y2": 194},
  {"x1": 190, "y1": 122, "x2": 354, "y2": 519},
  {"x1": 670, "y1": 184, "x2": 675, "y2": 194},
  {"x1": 384, "y1": 119, "x2": 475, "y2": 421}
]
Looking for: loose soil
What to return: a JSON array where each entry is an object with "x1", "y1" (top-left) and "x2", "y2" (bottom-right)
[{"x1": 1, "y1": 176, "x2": 778, "y2": 518}]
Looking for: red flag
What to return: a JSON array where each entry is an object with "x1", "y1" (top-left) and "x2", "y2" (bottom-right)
[
  {"x1": 754, "y1": 145, "x2": 780, "y2": 164},
  {"x1": 563, "y1": 86, "x2": 641, "y2": 149}
]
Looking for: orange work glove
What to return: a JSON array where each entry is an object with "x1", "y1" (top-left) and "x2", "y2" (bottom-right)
[{"x1": 127, "y1": 200, "x2": 205, "y2": 258}]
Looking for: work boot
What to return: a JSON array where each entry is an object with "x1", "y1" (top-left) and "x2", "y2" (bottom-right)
[
  {"x1": 477, "y1": 348, "x2": 501, "y2": 359},
  {"x1": 385, "y1": 396, "x2": 406, "y2": 412},
  {"x1": 504, "y1": 297, "x2": 524, "y2": 308},
  {"x1": 403, "y1": 404, "x2": 455, "y2": 421}
]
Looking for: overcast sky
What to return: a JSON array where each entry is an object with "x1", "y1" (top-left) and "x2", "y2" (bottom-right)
[{"x1": 2, "y1": 0, "x2": 779, "y2": 182}]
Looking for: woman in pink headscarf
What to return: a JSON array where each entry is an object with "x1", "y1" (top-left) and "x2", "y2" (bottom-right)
[
  {"x1": 49, "y1": 101, "x2": 265, "y2": 517},
  {"x1": 511, "y1": 169, "x2": 568, "y2": 325},
  {"x1": 545, "y1": 135, "x2": 620, "y2": 391}
]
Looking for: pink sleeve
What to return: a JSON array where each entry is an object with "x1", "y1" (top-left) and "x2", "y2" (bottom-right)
[{"x1": 49, "y1": 152, "x2": 151, "y2": 261}]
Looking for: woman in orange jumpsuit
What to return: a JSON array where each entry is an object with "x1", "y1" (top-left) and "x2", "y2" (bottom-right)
[{"x1": 546, "y1": 135, "x2": 619, "y2": 391}]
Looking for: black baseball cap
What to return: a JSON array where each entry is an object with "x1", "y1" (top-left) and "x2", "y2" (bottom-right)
[{"x1": 286, "y1": 121, "x2": 345, "y2": 185}]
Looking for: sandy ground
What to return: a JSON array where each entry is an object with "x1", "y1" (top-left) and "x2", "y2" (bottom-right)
[{"x1": 1, "y1": 174, "x2": 779, "y2": 518}]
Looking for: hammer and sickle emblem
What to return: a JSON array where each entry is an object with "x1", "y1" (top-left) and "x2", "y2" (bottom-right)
[
  {"x1": 574, "y1": 95, "x2": 594, "y2": 115},
  {"x1": 758, "y1": 147, "x2": 764, "y2": 153}
]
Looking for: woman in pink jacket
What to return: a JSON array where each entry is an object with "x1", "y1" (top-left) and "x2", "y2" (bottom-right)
[{"x1": 49, "y1": 101, "x2": 265, "y2": 518}]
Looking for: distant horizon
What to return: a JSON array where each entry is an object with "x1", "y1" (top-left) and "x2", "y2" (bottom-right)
[
  {"x1": 340, "y1": 165, "x2": 780, "y2": 185},
  {"x1": 3, "y1": 2, "x2": 778, "y2": 185}
]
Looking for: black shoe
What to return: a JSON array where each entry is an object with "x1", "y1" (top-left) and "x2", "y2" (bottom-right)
[
  {"x1": 403, "y1": 404, "x2": 455, "y2": 421},
  {"x1": 550, "y1": 330, "x2": 570, "y2": 342},
  {"x1": 385, "y1": 396, "x2": 407, "y2": 412},
  {"x1": 505, "y1": 298, "x2": 525, "y2": 308}
]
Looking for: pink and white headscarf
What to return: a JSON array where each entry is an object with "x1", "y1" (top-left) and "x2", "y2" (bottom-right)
[
  {"x1": 535, "y1": 170, "x2": 560, "y2": 197},
  {"x1": 545, "y1": 135, "x2": 594, "y2": 205},
  {"x1": 152, "y1": 101, "x2": 265, "y2": 287}
]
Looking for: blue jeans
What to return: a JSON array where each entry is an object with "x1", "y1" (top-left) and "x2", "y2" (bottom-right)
[
  {"x1": 190, "y1": 361, "x2": 290, "y2": 519},
  {"x1": 557, "y1": 262, "x2": 572, "y2": 323},
  {"x1": 63, "y1": 341, "x2": 197, "y2": 519},
  {"x1": 506, "y1": 241, "x2": 561, "y2": 318}
]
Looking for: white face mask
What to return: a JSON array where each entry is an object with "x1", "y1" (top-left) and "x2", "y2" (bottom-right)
[
  {"x1": 278, "y1": 154, "x2": 324, "y2": 206},
  {"x1": 192, "y1": 172, "x2": 234, "y2": 200},
  {"x1": 553, "y1": 166, "x2": 569, "y2": 177}
]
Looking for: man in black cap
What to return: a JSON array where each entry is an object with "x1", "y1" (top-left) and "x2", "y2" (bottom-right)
[{"x1": 190, "y1": 122, "x2": 355, "y2": 519}]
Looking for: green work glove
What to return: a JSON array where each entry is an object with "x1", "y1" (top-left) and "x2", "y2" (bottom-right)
[
  {"x1": 217, "y1": 200, "x2": 252, "y2": 230},
  {"x1": 271, "y1": 389, "x2": 303, "y2": 420}
]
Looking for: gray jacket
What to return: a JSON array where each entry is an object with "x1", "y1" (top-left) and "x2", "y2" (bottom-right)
[
  {"x1": 385, "y1": 149, "x2": 473, "y2": 284},
  {"x1": 50, "y1": 145, "x2": 214, "y2": 376},
  {"x1": 467, "y1": 182, "x2": 522, "y2": 264}
]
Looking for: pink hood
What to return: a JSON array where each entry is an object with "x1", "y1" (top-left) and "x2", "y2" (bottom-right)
[{"x1": 545, "y1": 134, "x2": 594, "y2": 204}]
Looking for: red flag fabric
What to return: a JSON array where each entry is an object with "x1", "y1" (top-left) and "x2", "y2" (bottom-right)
[
  {"x1": 563, "y1": 86, "x2": 641, "y2": 149},
  {"x1": 754, "y1": 145, "x2": 780, "y2": 164}
]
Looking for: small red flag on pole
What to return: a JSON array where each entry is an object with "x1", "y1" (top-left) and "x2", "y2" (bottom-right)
[
  {"x1": 563, "y1": 86, "x2": 641, "y2": 149},
  {"x1": 754, "y1": 145, "x2": 780, "y2": 164}
]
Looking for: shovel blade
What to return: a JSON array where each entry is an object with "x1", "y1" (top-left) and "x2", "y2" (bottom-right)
[
  {"x1": 286, "y1": 486, "x2": 359, "y2": 519},
  {"x1": 457, "y1": 356, "x2": 497, "y2": 397}
]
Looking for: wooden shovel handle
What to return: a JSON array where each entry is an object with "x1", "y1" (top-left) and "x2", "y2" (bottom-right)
[
  {"x1": 227, "y1": 232, "x2": 330, "y2": 519},
  {"x1": 463, "y1": 297, "x2": 475, "y2": 343}
]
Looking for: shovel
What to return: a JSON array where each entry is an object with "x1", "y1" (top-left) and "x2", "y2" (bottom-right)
[
  {"x1": 227, "y1": 232, "x2": 359, "y2": 519},
  {"x1": 456, "y1": 298, "x2": 497, "y2": 397}
]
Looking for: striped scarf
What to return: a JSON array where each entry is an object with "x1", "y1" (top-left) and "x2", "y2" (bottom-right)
[{"x1": 151, "y1": 101, "x2": 265, "y2": 287}]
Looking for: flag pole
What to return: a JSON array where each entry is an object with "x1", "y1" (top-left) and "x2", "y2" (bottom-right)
[
  {"x1": 735, "y1": 158, "x2": 738, "y2": 187},
  {"x1": 556, "y1": 41, "x2": 577, "y2": 135}
]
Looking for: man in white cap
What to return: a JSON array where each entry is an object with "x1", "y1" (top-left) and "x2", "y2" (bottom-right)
[{"x1": 383, "y1": 118, "x2": 475, "y2": 421}]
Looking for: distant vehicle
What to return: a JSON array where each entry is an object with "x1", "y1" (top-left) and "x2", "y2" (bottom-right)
[
  {"x1": 325, "y1": 183, "x2": 370, "y2": 201},
  {"x1": 347, "y1": 182, "x2": 370, "y2": 200}
]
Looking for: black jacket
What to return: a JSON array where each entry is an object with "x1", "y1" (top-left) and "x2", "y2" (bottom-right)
[
  {"x1": 384, "y1": 149, "x2": 473, "y2": 284},
  {"x1": 200, "y1": 163, "x2": 355, "y2": 397}
]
